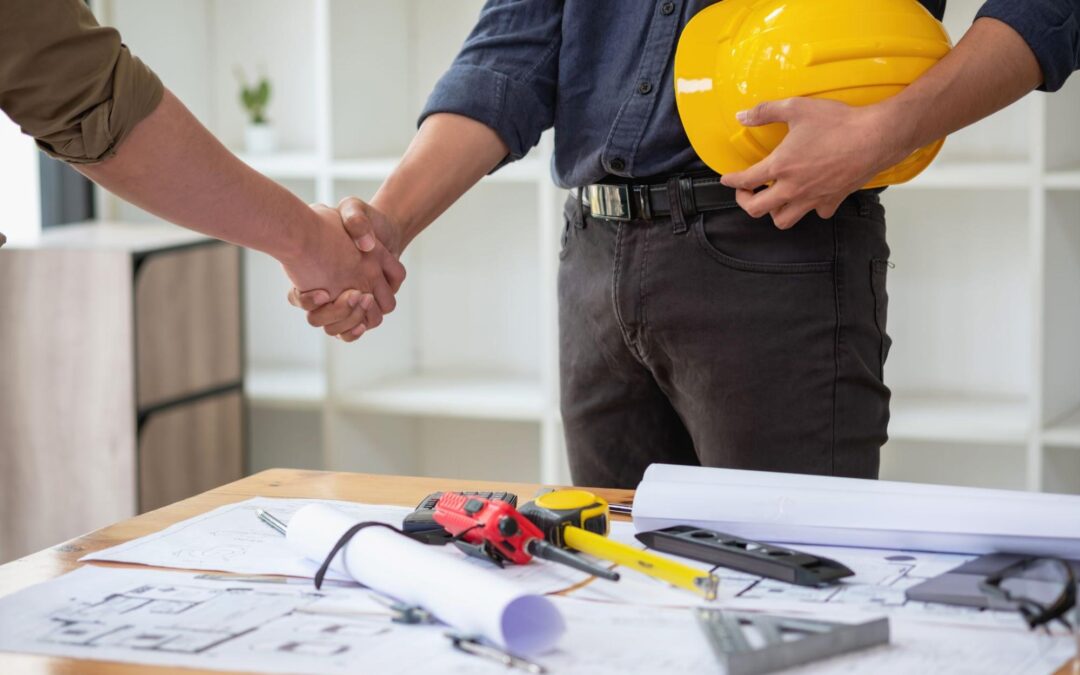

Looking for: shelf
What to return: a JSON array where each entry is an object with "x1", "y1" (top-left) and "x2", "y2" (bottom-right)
[
  {"x1": 337, "y1": 373, "x2": 545, "y2": 422},
  {"x1": 331, "y1": 157, "x2": 546, "y2": 184},
  {"x1": 1043, "y1": 406, "x2": 1080, "y2": 448},
  {"x1": 245, "y1": 366, "x2": 326, "y2": 410},
  {"x1": 891, "y1": 161, "x2": 1033, "y2": 190},
  {"x1": 1045, "y1": 170, "x2": 1080, "y2": 190},
  {"x1": 330, "y1": 158, "x2": 399, "y2": 181},
  {"x1": 888, "y1": 393, "x2": 1030, "y2": 445},
  {"x1": 235, "y1": 151, "x2": 321, "y2": 179}
]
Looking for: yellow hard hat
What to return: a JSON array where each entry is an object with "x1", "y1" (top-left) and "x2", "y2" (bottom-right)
[{"x1": 674, "y1": 0, "x2": 952, "y2": 188}]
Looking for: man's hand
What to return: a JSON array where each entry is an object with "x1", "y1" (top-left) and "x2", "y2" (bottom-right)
[
  {"x1": 719, "y1": 17, "x2": 1045, "y2": 231},
  {"x1": 287, "y1": 197, "x2": 406, "y2": 342},
  {"x1": 720, "y1": 98, "x2": 913, "y2": 230},
  {"x1": 281, "y1": 202, "x2": 405, "y2": 341},
  {"x1": 286, "y1": 113, "x2": 509, "y2": 343}
]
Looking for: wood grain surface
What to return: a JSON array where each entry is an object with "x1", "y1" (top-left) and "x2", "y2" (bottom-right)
[{"x1": 0, "y1": 248, "x2": 137, "y2": 562}]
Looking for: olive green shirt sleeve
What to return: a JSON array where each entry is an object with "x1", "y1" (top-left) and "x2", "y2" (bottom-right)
[{"x1": 0, "y1": 0, "x2": 164, "y2": 164}]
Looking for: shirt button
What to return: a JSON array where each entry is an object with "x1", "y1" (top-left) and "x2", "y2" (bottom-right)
[
  {"x1": 661, "y1": 2, "x2": 676, "y2": 15},
  {"x1": 610, "y1": 158, "x2": 626, "y2": 172},
  {"x1": 637, "y1": 81, "x2": 653, "y2": 95}
]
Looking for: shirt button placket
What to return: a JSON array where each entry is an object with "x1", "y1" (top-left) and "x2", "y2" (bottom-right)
[{"x1": 604, "y1": 1, "x2": 678, "y2": 177}]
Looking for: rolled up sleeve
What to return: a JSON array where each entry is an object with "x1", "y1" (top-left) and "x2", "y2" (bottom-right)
[
  {"x1": 977, "y1": 0, "x2": 1080, "y2": 92},
  {"x1": 0, "y1": 0, "x2": 163, "y2": 164},
  {"x1": 419, "y1": 0, "x2": 562, "y2": 168}
]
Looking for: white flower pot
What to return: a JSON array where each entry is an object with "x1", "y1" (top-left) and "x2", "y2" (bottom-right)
[{"x1": 244, "y1": 124, "x2": 277, "y2": 154}]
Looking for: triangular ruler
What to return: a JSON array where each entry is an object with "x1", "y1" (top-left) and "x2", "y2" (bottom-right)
[{"x1": 695, "y1": 608, "x2": 889, "y2": 675}]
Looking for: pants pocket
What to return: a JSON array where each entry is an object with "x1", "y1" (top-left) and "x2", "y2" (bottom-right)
[
  {"x1": 871, "y1": 258, "x2": 892, "y2": 379},
  {"x1": 692, "y1": 209, "x2": 834, "y2": 274},
  {"x1": 559, "y1": 215, "x2": 572, "y2": 259},
  {"x1": 560, "y1": 195, "x2": 584, "y2": 260}
]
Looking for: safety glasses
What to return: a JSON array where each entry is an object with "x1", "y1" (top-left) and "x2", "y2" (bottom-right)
[{"x1": 979, "y1": 557, "x2": 1077, "y2": 633}]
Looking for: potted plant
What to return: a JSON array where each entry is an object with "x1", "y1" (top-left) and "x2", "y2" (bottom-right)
[{"x1": 236, "y1": 68, "x2": 276, "y2": 154}]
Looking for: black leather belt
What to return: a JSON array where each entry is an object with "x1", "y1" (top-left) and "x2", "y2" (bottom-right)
[{"x1": 583, "y1": 175, "x2": 738, "y2": 221}]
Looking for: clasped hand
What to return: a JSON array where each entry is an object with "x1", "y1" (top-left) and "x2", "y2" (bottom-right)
[{"x1": 280, "y1": 197, "x2": 405, "y2": 342}]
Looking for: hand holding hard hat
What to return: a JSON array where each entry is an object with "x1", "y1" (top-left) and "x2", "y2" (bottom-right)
[{"x1": 674, "y1": 0, "x2": 953, "y2": 227}]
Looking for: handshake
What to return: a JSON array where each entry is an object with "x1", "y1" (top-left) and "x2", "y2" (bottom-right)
[{"x1": 279, "y1": 197, "x2": 406, "y2": 342}]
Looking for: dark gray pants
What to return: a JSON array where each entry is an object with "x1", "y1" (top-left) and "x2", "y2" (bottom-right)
[{"x1": 558, "y1": 190, "x2": 892, "y2": 488}]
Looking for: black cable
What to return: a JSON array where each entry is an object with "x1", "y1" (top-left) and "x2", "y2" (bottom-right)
[{"x1": 313, "y1": 521, "x2": 406, "y2": 590}]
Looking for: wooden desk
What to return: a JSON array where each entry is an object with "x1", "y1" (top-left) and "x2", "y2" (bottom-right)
[
  {"x1": 0, "y1": 469, "x2": 1073, "y2": 675},
  {"x1": 0, "y1": 469, "x2": 633, "y2": 675}
]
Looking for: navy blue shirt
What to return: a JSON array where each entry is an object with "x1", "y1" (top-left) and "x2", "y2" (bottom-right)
[{"x1": 421, "y1": 0, "x2": 1080, "y2": 189}]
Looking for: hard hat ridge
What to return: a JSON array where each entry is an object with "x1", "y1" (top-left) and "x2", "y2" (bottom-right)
[{"x1": 674, "y1": 0, "x2": 953, "y2": 187}]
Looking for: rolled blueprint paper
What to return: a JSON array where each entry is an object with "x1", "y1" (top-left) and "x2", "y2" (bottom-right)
[
  {"x1": 286, "y1": 503, "x2": 564, "y2": 655},
  {"x1": 633, "y1": 464, "x2": 1080, "y2": 558}
]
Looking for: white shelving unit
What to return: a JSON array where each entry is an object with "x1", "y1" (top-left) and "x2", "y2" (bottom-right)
[
  {"x1": 100, "y1": 0, "x2": 568, "y2": 485},
  {"x1": 98, "y1": 0, "x2": 1079, "y2": 491},
  {"x1": 878, "y1": 1, "x2": 1080, "y2": 492}
]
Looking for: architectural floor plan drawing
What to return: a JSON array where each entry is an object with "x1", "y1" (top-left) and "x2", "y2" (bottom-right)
[
  {"x1": 0, "y1": 566, "x2": 725, "y2": 675},
  {"x1": 1, "y1": 566, "x2": 1074, "y2": 675},
  {"x1": 575, "y1": 524, "x2": 1036, "y2": 630},
  {"x1": 83, "y1": 497, "x2": 591, "y2": 594},
  {"x1": 0, "y1": 566, "x2": 481, "y2": 674},
  {"x1": 84, "y1": 496, "x2": 1047, "y2": 630}
]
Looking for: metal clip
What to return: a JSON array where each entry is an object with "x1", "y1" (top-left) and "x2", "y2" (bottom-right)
[
  {"x1": 446, "y1": 633, "x2": 547, "y2": 674},
  {"x1": 366, "y1": 592, "x2": 435, "y2": 625}
]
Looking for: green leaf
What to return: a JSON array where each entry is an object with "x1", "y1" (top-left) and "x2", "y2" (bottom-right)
[{"x1": 237, "y1": 71, "x2": 272, "y2": 124}]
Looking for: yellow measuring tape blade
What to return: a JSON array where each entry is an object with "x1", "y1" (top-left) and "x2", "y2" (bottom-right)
[{"x1": 563, "y1": 526, "x2": 718, "y2": 600}]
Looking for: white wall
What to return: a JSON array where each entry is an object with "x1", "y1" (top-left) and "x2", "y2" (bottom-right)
[{"x1": 0, "y1": 115, "x2": 41, "y2": 245}]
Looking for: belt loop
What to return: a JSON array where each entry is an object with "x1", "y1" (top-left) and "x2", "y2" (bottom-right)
[
  {"x1": 857, "y1": 191, "x2": 872, "y2": 217},
  {"x1": 679, "y1": 176, "x2": 699, "y2": 220},
  {"x1": 635, "y1": 185, "x2": 652, "y2": 221},
  {"x1": 667, "y1": 177, "x2": 688, "y2": 235},
  {"x1": 576, "y1": 187, "x2": 587, "y2": 228}
]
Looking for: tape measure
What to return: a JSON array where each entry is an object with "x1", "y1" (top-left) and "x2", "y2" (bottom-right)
[
  {"x1": 521, "y1": 490, "x2": 719, "y2": 600},
  {"x1": 520, "y1": 490, "x2": 609, "y2": 546}
]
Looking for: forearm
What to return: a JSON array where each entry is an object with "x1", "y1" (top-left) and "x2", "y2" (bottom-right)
[
  {"x1": 880, "y1": 17, "x2": 1043, "y2": 158},
  {"x1": 78, "y1": 89, "x2": 318, "y2": 264},
  {"x1": 371, "y1": 113, "x2": 508, "y2": 253}
]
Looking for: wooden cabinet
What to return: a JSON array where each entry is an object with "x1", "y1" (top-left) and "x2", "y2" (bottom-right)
[
  {"x1": 138, "y1": 391, "x2": 244, "y2": 512},
  {"x1": 135, "y1": 244, "x2": 242, "y2": 409},
  {"x1": 0, "y1": 223, "x2": 244, "y2": 562}
]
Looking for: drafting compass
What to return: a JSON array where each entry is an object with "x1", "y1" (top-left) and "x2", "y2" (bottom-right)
[{"x1": 694, "y1": 608, "x2": 889, "y2": 675}]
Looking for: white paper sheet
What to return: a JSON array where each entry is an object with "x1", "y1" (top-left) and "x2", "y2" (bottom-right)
[
  {"x1": 784, "y1": 616, "x2": 1075, "y2": 675},
  {"x1": 0, "y1": 566, "x2": 490, "y2": 674},
  {"x1": 83, "y1": 497, "x2": 408, "y2": 580},
  {"x1": 83, "y1": 497, "x2": 590, "y2": 594},
  {"x1": 551, "y1": 599, "x2": 1074, "y2": 675},
  {"x1": 632, "y1": 464, "x2": 1080, "y2": 557},
  {"x1": 286, "y1": 503, "x2": 564, "y2": 654},
  {"x1": 0, "y1": 566, "x2": 1072, "y2": 675},
  {"x1": 565, "y1": 522, "x2": 1038, "y2": 630}
]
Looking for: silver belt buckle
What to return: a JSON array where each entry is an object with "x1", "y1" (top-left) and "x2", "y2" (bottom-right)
[{"x1": 586, "y1": 184, "x2": 632, "y2": 221}]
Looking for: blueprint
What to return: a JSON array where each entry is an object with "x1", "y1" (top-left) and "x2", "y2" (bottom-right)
[
  {"x1": 86, "y1": 497, "x2": 1045, "y2": 629},
  {"x1": 571, "y1": 522, "x2": 1039, "y2": 630},
  {"x1": 84, "y1": 497, "x2": 590, "y2": 594},
  {"x1": 0, "y1": 566, "x2": 1073, "y2": 675},
  {"x1": 83, "y1": 498, "x2": 415, "y2": 580},
  {"x1": 0, "y1": 566, "x2": 719, "y2": 674}
]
